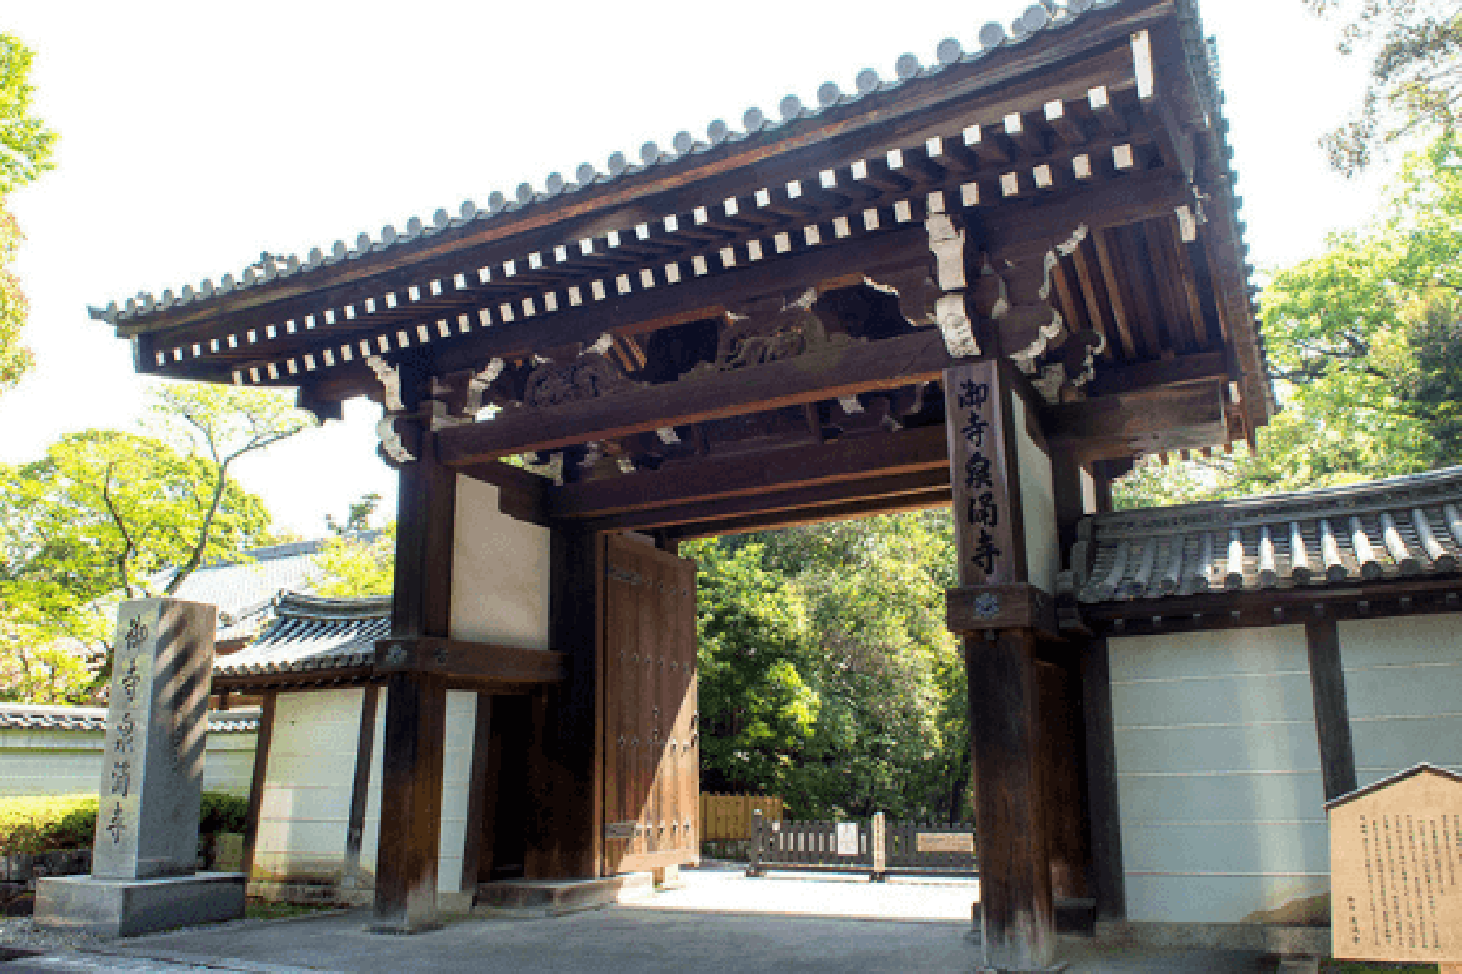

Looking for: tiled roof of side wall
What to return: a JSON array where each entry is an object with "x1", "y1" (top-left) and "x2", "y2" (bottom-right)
[
  {"x1": 0, "y1": 705, "x2": 261, "y2": 734},
  {"x1": 212, "y1": 592, "x2": 391, "y2": 677},
  {"x1": 1073, "y1": 466, "x2": 1462, "y2": 603},
  {"x1": 91, "y1": 0, "x2": 1233, "y2": 329}
]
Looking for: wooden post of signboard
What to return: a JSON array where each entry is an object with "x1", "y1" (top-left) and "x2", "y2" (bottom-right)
[
  {"x1": 1326, "y1": 764, "x2": 1462, "y2": 968},
  {"x1": 943, "y1": 360, "x2": 1057, "y2": 972}
]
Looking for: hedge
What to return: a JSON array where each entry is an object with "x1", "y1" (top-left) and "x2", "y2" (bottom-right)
[{"x1": 0, "y1": 792, "x2": 249, "y2": 854}]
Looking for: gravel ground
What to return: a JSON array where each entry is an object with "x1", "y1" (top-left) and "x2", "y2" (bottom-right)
[{"x1": 0, "y1": 917, "x2": 111, "y2": 954}]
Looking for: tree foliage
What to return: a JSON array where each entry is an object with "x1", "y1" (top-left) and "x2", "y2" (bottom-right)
[
  {"x1": 0, "y1": 33, "x2": 56, "y2": 397},
  {"x1": 1117, "y1": 133, "x2": 1462, "y2": 507},
  {"x1": 314, "y1": 493, "x2": 394, "y2": 599},
  {"x1": 0, "y1": 385, "x2": 308, "y2": 703},
  {"x1": 688, "y1": 511, "x2": 971, "y2": 821},
  {"x1": 1306, "y1": 0, "x2": 1462, "y2": 173}
]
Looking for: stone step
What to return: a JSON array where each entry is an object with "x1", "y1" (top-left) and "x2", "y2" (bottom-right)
[{"x1": 472, "y1": 873, "x2": 655, "y2": 918}]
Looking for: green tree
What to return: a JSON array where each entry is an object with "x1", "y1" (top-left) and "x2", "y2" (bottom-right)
[
  {"x1": 690, "y1": 511, "x2": 972, "y2": 822},
  {"x1": 0, "y1": 33, "x2": 57, "y2": 396},
  {"x1": 0, "y1": 384, "x2": 310, "y2": 702},
  {"x1": 1306, "y1": 0, "x2": 1462, "y2": 174},
  {"x1": 0, "y1": 431, "x2": 273, "y2": 702},
  {"x1": 1117, "y1": 133, "x2": 1462, "y2": 507},
  {"x1": 314, "y1": 493, "x2": 394, "y2": 599}
]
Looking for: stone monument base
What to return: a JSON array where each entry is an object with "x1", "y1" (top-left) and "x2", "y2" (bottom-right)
[{"x1": 34, "y1": 872, "x2": 245, "y2": 937}]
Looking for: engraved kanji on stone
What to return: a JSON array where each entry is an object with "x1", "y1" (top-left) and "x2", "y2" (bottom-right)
[
  {"x1": 110, "y1": 760, "x2": 131, "y2": 797},
  {"x1": 123, "y1": 618, "x2": 148, "y2": 652},
  {"x1": 970, "y1": 529, "x2": 1002, "y2": 575},
  {"x1": 106, "y1": 803, "x2": 127, "y2": 844},
  {"x1": 114, "y1": 713, "x2": 136, "y2": 753},
  {"x1": 956, "y1": 380, "x2": 990, "y2": 410},
  {"x1": 118, "y1": 659, "x2": 140, "y2": 703},
  {"x1": 968, "y1": 491, "x2": 999, "y2": 528},
  {"x1": 960, "y1": 413, "x2": 991, "y2": 448},
  {"x1": 963, "y1": 452, "x2": 994, "y2": 490}
]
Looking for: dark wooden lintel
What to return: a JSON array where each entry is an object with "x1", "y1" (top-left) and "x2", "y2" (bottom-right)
[
  {"x1": 438, "y1": 331, "x2": 954, "y2": 466},
  {"x1": 1042, "y1": 378, "x2": 1225, "y2": 459},
  {"x1": 584, "y1": 467, "x2": 950, "y2": 534},
  {"x1": 374, "y1": 636, "x2": 568, "y2": 685},
  {"x1": 1085, "y1": 350, "x2": 1226, "y2": 397},
  {"x1": 550, "y1": 424, "x2": 949, "y2": 520},
  {"x1": 673, "y1": 488, "x2": 950, "y2": 539}
]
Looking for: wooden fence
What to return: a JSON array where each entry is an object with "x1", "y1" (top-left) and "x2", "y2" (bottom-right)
[
  {"x1": 748, "y1": 810, "x2": 976, "y2": 880},
  {"x1": 700, "y1": 793, "x2": 784, "y2": 841}
]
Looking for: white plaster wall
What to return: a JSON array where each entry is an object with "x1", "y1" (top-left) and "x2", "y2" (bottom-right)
[
  {"x1": 253, "y1": 688, "x2": 363, "y2": 881},
  {"x1": 357, "y1": 689, "x2": 477, "y2": 895},
  {"x1": 1339, "y1": 614, "x2": 1462, "y2": 785},
  {"x1": 0, "y1": 728, "x2": 256, "y2": 797},
  {"x1": 450, "y1": 477, "x2": 551, "y2": 649},
  {"x1": 1012, "y1": 394, "x2": 1058, "y2": 595},
  {"x1": 1080, "y1": 467, "x2": 1097, "y2": 515},
  {"x1": 1109, "y1": 627, "x2": 1330, "y2": 923}
]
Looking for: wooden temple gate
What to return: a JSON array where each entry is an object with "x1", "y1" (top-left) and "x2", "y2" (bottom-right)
[{"x1": 92, "y1": 1, "x2": 1267, "y2": 967}]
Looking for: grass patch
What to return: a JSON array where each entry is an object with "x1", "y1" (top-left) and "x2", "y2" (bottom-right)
[
  {"x1": 1322, "y1": 962, "x2": 1439, "y2": 973},
  {"x1": 245, "y1": 899, "x2": 343, "y2": 920},
  {"x1": 0, "y1": 792, "x2": 250, "y2": 853}
]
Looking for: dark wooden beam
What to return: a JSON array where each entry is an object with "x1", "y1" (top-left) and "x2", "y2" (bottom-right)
[
  {"x1": 458, "y1": 694, "x2": 494, "y2": 891},
  {"x1": 371, "y1": 670, "x2": 447, "y2": 933},
  {"x1": 1042, "y1": 378, "x2": 1226, "y2": 460},
  {"x1": 550, "y1": 424, "x2": 949, "y2": 520},
  {"x1": 965, "y1": 630, "x2": 1056, "y2": 969},
  {"x1": 1305, "y1": 617, "x2": 1358, "y2": 802},
  {"x1": 1085, "y1": 350, "x2": 1226, "y2": 397},
  {"x1": 1079, "y1": 637, "x2": 1127, "y2": 921},
  {"x1": 438, "y1": 331, "x2": 954, "y2": 466},
  {"x1": 976, "y1": 174, "x2": 1195, "y2": 259},
  {"x1": 520, "y1": 527, "x2": 602, "y2": 878},
  {"x1": 373, "y1": 636, "x2": 568, "y2": 685},
  {"x1": 674, "y1": 487, "x2": 950, "y2": 539},
  {"x1": 342, "y1": 686, "x2": 379, "y2": 893},
  {"x1": 240, "y1": 691, "x2": 276, "y2": 885},
  {"x1": 582, "y1": 468, "x2": 949, "y2": 533}
]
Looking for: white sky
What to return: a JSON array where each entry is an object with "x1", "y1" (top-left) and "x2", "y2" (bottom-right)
[{"x1": 0, "y1": 0, "x2": 1392, "y2": 536}]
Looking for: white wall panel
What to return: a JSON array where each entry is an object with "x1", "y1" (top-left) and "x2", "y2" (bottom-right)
[
  {"x1": 450, "y1": 477, "x2": 551, "y2": 649},
  {"x1": 1013, "y1": 394, "x2": 1057, "y2": 595},
  {"x1": 0, "y1": 728, "x2": 256, "y2": 797},
  {"x1": 1340, "y1": 614, "x2": 1462, "y2": 785},
  {"x1": 253, "y1": 688, "x2": 362, "y2": 880},
  {"x1": 1110, "y1": 627, "x2": 1330, "y2": 923}
]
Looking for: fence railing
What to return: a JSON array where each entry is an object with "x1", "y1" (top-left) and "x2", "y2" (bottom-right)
[
  {"x1": 700, "y1": 793, "x2": 784, "y2": 841},
  {"x1": 747, "y1": 810, "x2": 976, "y2": 880}
]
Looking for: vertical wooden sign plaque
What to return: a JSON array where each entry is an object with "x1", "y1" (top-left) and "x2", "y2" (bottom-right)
[
  {"x1": 1326, "y1": 764, "x2": 1462, "y2": 970},
  {"x1": 943, "y1": 360, "x2": 1024, "y2": 589}
]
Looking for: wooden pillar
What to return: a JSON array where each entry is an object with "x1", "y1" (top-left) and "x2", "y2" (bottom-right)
[
  {"x1": 965, "y1": 631, "x2": 1055, "y2": 968},
  {"x1": 1305, "y1": 617, "x2": 1358, "y2": 801},
  {"x1": 522, "y1": 525, "x2": 601, "y2": 878},
  {"x1": 943, "y1": 360, "x2": 1057, "y2": 970},
  {"x1": 373, "y1": 357, "x2": 457, "y2": 932},
  {"x1": 240, "y1": 691, "x2": 276, "y2": 885},
  {"x1": 1079, "y1": 637, "x2": 1126, "y2": 921},
  {"x1": 342, "y1": 686, "x2": 379, "y2": 892}
]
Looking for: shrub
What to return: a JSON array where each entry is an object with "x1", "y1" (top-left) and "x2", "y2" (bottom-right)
[{"x1": 0, "y1": 792, "x2": 249, "y2": 853}]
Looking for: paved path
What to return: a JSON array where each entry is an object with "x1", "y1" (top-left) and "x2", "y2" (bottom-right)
[{"x1": 1, "y1": 867, "x2": 1285, "y2": 973}]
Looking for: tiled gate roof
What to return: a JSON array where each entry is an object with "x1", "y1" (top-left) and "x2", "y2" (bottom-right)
[{"x1": 1073, "y1": 466, "x2": 1462, "y2": 603}]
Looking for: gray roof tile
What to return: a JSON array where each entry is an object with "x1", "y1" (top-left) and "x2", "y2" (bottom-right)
[
  {"x1": 213, "y1": 592, "x2": 390, "y2": 677},
  {"x1": 89, "y1": 1, "x2": 1141, "y2": 328},
  {"x1": 0, "y1": 704, "x2": 260, "y2": 734},
  {"x1": 1073, "y1": 466, "x2": 1462, "y2": 604}
]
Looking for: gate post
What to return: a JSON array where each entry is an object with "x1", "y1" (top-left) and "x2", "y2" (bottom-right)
[
  {"x1": 870, "y1": 811, "x2": 887, "y2": 882},
  {"x1": 943, "y1": 361, "x2": 1058, "y2": 971},
  {"x1": 746, "y1": 809, "x2": 763, "y2": 877}
]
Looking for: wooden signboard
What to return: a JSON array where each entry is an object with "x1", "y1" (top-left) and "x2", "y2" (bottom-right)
[
  {"x1": 917, "y1": 832, "x2": 976, "y2": 854},
  {"x1": 837, "y1": 822, "x2": 859, "y2": 857},
  {"x1": 1326, "y1": 764, "x2": 1462, "y2": 969}
]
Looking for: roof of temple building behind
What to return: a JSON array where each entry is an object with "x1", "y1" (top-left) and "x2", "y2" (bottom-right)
[{"x1": 92, "y1": 0, "x2": 1270, "y2": 531}]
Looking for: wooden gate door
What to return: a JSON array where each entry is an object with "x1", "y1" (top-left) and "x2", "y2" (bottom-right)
[{"x1": 602, "y1": 534, "x2": 699, "y2": 875}]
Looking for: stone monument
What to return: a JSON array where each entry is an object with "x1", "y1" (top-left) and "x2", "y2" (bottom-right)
[{"x1": 35, "y1": 599, "x2": 246, "y2": 936}]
